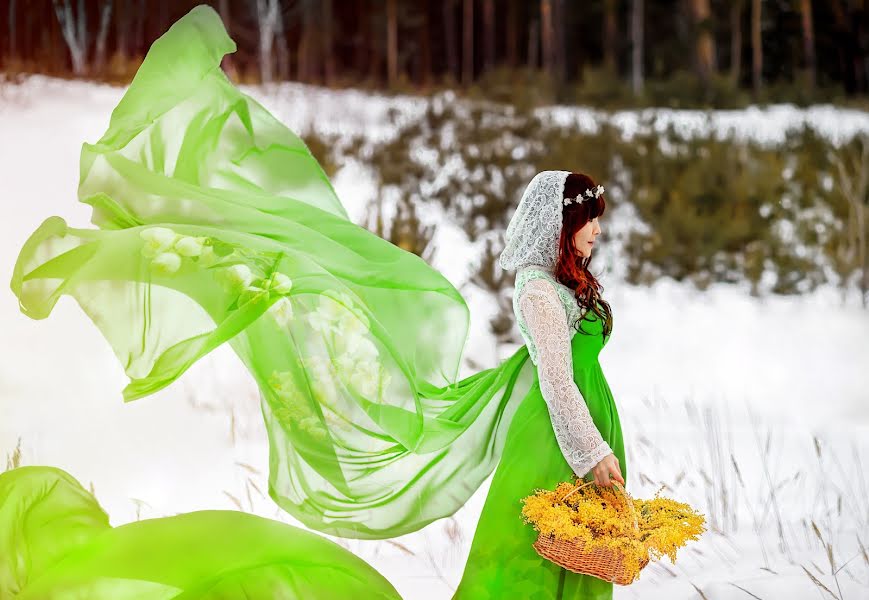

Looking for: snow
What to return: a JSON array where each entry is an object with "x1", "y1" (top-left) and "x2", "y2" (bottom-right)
[
  {"x1": 247, "y1": 79, "x2": 869, "y2": 148},
  {"x1": 1, "y1": 74, "x2": 868, "y2": 599},
  {"x1": 545, "y1": 103, "x2": 869, "y2": 147}
]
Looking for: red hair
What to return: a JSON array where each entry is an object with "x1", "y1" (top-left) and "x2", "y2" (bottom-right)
[{"x1": 556, "y1": 172, "x2": 613, "y2": 339}]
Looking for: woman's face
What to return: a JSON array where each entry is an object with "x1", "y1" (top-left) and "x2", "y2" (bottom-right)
[{"x1": 572, "y1": 216, "x2": 601, "y2": 258}]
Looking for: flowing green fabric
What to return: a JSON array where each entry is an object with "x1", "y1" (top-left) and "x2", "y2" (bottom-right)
[
  {"x1": 0, "y1": 466, "x2": 401, "y2": 599},
  {"x1": 454, "y1": 307, "x2": 627, "y2": 600},
  {"x1": 10, "y1": 3, "x2": 537, "y2": 540}
]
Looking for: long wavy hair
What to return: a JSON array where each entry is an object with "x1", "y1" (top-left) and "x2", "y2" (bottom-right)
[{"x1": 556, "y1": 172, "x2": 613, "y2": 339}]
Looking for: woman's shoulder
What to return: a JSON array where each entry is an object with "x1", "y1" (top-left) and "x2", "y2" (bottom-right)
[
  {"x1": 515, "y1": 265, "x2": 556, "y2": 290},
  {"x1": 515, "y1": 266, "x2": 575, "y2": 300},
  {"x1": 517, "y1": 274, "x2": 559, "y2": 299},
  {"x1": 514, "y1": 267, "x2": 585, "y2": 327},
  {"x1": 514, "y1": 268, "x2": 568, "y2": 315}
]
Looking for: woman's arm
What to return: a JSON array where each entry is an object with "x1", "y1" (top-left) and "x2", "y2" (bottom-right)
[{"x1": 518, "y1": 277, "x2": 613, "y2": 478}]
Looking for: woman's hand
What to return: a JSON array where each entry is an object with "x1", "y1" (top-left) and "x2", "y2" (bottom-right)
[{"x1": 590, "y1": 453, "x2": 624, "y2": 487}]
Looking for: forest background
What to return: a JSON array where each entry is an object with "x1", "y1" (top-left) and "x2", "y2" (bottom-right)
[{"x1": 4, "y1": 0, "x2": 869, "y2": 306}]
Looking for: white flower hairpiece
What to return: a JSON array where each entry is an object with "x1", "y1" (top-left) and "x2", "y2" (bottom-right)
[{"x1": 563, "y1": 184, "x2": 605, "y2": 206}]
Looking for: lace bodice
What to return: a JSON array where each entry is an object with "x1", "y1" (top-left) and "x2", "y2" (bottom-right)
[
  {"x1": 514, "y1": 269, "x2": 613, "y2": 477},
  {"x1": 512, "y1": 266, "x2": 584, "y2": 364}
]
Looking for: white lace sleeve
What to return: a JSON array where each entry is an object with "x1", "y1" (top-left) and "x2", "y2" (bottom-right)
[{"x1": 518, "y1": 278, "x2": 613, "y2": 478}]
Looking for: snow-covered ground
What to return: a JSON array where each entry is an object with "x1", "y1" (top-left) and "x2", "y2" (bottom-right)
[{"x1": 1, "y1": 75, "x2": 868, "y2": 599}]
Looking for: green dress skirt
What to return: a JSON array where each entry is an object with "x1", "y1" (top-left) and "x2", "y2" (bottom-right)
[{"x1": 454, "y1": 307, "x2": 628, "y2": 600}]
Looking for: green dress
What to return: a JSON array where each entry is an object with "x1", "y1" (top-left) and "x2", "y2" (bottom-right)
[
  {"x1": 454, "y1": 269, "x2": 627, "y2": 600},
  {"x1": 8, "y1": 4, "x2": 627, "y2": 597}
]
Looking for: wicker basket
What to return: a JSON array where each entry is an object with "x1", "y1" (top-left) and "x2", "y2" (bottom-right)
[{"x1": 531, "y1": 479, "x2": 649, "y2": 585}]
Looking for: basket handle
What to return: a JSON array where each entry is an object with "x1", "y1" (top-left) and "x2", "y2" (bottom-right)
[{"x1": 560, "y1": 479, "x2": 640, "y2": 534}]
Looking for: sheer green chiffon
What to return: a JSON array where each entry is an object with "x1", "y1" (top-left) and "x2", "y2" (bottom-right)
[
  {"x1": 0, "y1": 466, "x2": 401, "y2": 599},
  {"x1": 10, "y1": 4, "x2": 536, "y2": 540}
]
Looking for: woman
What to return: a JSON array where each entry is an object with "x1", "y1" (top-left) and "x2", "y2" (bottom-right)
[
  {"x1": 10, "y1": 5, "x2": 626, "y2": 597},
  {"x1": 454, "y1": 171, "x2": 627, "y2": 599}
]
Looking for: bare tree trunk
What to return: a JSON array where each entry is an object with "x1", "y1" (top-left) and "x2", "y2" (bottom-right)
[
  {"x1": 420, "y1": 3, "x2": 432, "y2": 87},
  {"x1": 603, "y1": 0, "x2": 617, "y2": 74},
  {"x1": 506, "y1": 0, "x2": 518, "y2": 68},
  {"x1": 115, "y1": 0, "x2": 129, "y2": 63},
  {"x1": 93, "y1": 1, "x2": 112, "y2": 75},
  {"x1": 297, "y1": 0, "x2": 316, "y2": 82},
  {"x1": 443, "y1": 0, "x2": 458, "y2": 82},
  {"x1": 133, "y1": 0, "x2": 145, "y2": 55},
  {"x1": 462, "y1": 0, "x2": 473, "y2": 85},
  {"x1": 729, "y1": 0, "x2": 743, "y2": 83},
  {"x1": 255, "y1": 0, "x2": 280, "y2": 83},
  {"x1": 483, "y1": 0, "x2": 495, "y2": 72},
  {"x1": 387, "y1": 0, "x2": 398, "y2": 87},
  {"x1": 853, "y1": 22, "x2": 865, "y2": 94},
  {"x1": 829, "y1": 0, "x2": 862, "y2": 94},
  {"x1": 353, "y1": 0, "x2": 365, "y2": 78},
  {"x1": 53, "y1": 0, "x2": 89, "y2": 76},
  {"x1": 830, "y1": 0, "x2": 857, "y2": 94},
  {"x1": 540, "y1": 0, "x2": 553, "y2": 73},
  {"x1": 274, "y1": 1, "x2": 290, "y2": 80},
  {"x1": 8, "y1": 0, "x2": 17, "y2": 63},
  {"x1": 528, "y1": 18, "x2": 539, "y2": 69},
  {"x1": 799, "y1": 0, "x2": 816, "y2": 90},
  {"x1": 689, "y1": 0, "x2": 716, "y2": 85},
  {"x1": 322, "y1": 0, "x2": 336, "y2": 84},
  {"x1": 751, "y1": 0, "x2": 762, "y2": 96},
  {"x1": 21, "y1": 2, "x2": 29, "y2": 64},
  {"x1": 553, "y1": 0, "x2": 567, "y2": 84},
  {"x1": 630, "y1": 0, "x2": 644, "y2": 95}
]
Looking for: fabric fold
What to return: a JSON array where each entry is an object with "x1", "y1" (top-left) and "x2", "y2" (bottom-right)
[
  {"x1": 0, "y1": 466, "x2": 402, "y2": 599},
  {"x1": 10, "y1": 3, "x2": 537, "y2": 539}
]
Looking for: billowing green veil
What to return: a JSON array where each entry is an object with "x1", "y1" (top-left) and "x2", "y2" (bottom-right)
[
  {"x1": 0, "y1": 466, "x2": 401, "y2": 598},
  {"x1": 11, "y1": 4, "x2": 535, "y2": 540}
]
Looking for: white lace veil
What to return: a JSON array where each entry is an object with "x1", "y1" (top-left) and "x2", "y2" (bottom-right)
[{"x1": 498, "y1": 170, "x2": 571, "y2": 273}]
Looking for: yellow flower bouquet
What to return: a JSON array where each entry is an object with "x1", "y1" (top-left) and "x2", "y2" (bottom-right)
[{"x1": 521, "y1": 478, "x2": 706, "y2": 585}]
